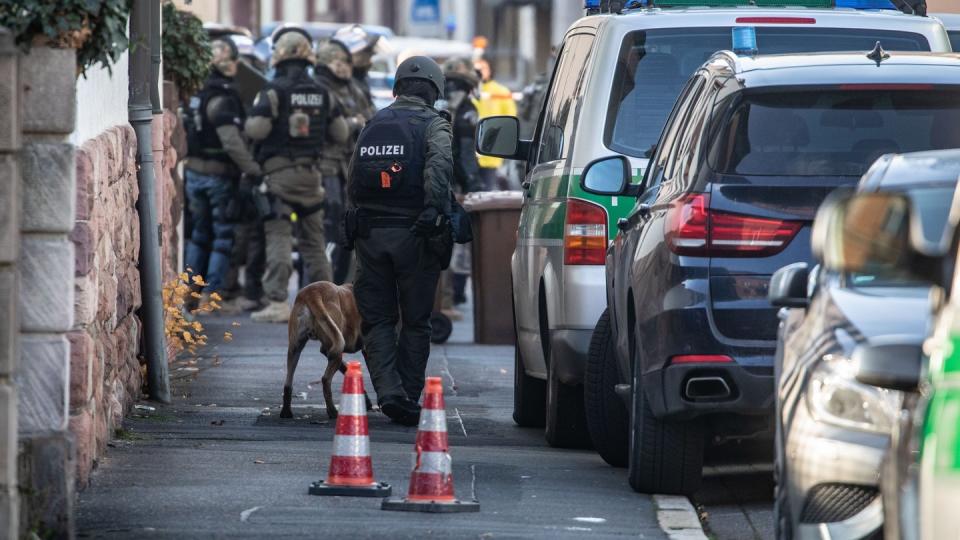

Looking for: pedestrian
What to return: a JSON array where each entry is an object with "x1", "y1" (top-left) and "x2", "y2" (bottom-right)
[
  {"x1": 439, "y1": 57, "x2": 483, "y2": 316},
  {"x1": 345, "y1": 56, "x2": 454, "y2": 425},
  {"x1": 474, "y1": 58, "x2": 517, "y2": 191},
  {"x1": 219, "y1": 172, "x2": 267, "y2": 313},
  {"x1": 314, "y1": 39, "x2": 371, "y2": 284},
  {"x1": 183, "y1": 37, "x2": 262, "y2": 307},
  {"x1": 244, "y1": 27, "x2": 350, "y2": 323}
]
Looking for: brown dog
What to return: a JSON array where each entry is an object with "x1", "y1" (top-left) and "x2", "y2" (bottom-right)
[{"x1": 280, "y1": 281, "x2": 372, "y2": 419}]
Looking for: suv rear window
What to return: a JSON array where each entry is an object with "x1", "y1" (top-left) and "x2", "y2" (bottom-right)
[
  {"x1": 604, "y1": 28, "x2": 930, "y2": 158},
  {"x1": 710, "y1": 89, "x2": 960, "y2": 176}
]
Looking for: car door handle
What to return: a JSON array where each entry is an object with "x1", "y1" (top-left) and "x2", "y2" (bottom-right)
[
  {"x1": 637, "y1": 204, "x2": 651, "y2": 217},
  {"x1": 617, "y1": 218, "x2": 630, "y2": 231},
  {"x1": 521, "y1": 181, "x2": 532, "y2": 192}
]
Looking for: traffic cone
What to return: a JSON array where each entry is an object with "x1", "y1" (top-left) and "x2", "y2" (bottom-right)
[
  {"x1": 381, "y1": 377, "x2": 479, "y2": 513},
  {"x1": 309, "y1": 361, "x2": 391, "y2": 497}
]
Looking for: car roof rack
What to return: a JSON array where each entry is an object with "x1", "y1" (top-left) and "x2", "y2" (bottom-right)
[{"x1": 586, "y1": 0, "x2": 928, "y2": 15}]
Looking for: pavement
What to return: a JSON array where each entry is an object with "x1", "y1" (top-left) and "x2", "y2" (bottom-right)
[{"x1": 76, "y1": 294, "x2": 772, "y2": 539}]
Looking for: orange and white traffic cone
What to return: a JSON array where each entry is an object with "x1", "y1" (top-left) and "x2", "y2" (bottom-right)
[
  {"x1": 309, "y1": 361, "x2": 391, "y2": 497},
  {"x1": 381, "y1": 377, "x2": 479, "y2": 512}
]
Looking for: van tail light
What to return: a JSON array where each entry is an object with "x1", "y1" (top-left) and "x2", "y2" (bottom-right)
[
  {"x1": 666, "y1": 194, "x2": 802, "y2": 257},
  {"x1": 564, "y1": 198, "x2": 607, "y2": 265}
]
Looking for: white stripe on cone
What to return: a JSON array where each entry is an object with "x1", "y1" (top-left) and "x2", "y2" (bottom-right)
[
  {"x1": 418, "y1": 409, "x2": 447, "y2": 432},
  {"x1": 415, "y1": 450, "x2": 453, "y2": 475},
  {"x1": 338, "y1": 393, "x2": 366, "y2": 416},
  {"x1": 333, "y1": 434, "x2": 370, "y2": 457}
]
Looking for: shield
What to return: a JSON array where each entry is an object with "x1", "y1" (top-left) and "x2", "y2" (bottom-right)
[{"x1": 234, "y1": 59, "x2": 268, "y2": 113}]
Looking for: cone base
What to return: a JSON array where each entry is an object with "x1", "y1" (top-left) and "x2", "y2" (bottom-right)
[
  {"x1": 309, "y1": 480, "x2": 392, "y2": 497},
  {"x1": 381, "y1": 497, "x2": 480, "y2": 513}
]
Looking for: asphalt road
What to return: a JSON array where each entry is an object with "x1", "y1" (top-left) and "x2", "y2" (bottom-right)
[{"x1": 76, "y1": 311, "x2": 680, "y2": 539}]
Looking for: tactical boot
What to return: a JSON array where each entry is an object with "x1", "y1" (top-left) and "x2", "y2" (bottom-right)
[
  {"x1": 251, "y1": 300, "x2": 291, "y2": 323},
  {"x1": 380, "y1": 396, "x2": 421, "y2": 427}
]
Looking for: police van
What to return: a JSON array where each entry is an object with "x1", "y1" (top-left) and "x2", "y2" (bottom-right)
[{"x1": 476, "y1": 0, "x2": 951, "y2": 449}]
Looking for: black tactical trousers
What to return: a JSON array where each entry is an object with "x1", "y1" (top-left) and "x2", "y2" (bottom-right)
[{"x1": 354, "y1": 228, "x2": 441, "y2": 404}]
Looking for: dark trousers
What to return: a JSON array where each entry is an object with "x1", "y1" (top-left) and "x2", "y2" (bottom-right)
[
  {"x1": 354, "y1": 228, "x2": 441, "y2": 403},
  {"x1": 322, "y1": 175, "x2": 353, "y2": 284},
  {"x1": 223, "y1": 220, "x2": 265, "y2": 301}
]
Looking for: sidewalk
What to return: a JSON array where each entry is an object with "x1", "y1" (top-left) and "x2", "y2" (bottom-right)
[{"x1": 76, "y1": 304, "x2": 669, "y2": 538}]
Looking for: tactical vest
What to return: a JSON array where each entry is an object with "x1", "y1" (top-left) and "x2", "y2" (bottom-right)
[
  {"x1": 256, "y1": 67, "x2": 329, "y2": 163},
  {"x1": 350, "y1": 107, "x2": 433, "y2": 209},
  {"x1": 185, "y1": 77, "x2": 242, "y2": 162}
]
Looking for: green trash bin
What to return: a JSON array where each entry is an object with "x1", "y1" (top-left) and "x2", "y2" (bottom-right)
[{"x1": 463, "y1": 191, "x2": 523, "y2": 345}]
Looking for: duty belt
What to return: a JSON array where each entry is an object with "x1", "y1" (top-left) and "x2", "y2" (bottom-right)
[{"x1": 366, "y1": 215, "x2": 416, "y2": 229}]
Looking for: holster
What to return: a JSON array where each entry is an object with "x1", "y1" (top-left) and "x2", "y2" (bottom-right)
[
  {"x1": 340, "y1": 208, "x2": 369, "y2": 251},
  {"x1": 251, "y1": 183, "x2": 275, "y2": 221}
]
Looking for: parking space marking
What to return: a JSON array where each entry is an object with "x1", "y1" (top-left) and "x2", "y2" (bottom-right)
[{"x1": 654, "y1": 495, "x2": 708, "y2": 540}]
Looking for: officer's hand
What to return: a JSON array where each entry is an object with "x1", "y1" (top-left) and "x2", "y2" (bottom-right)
[{"x1": 411, "y1": 207, "x2": 442, "y2": 237}]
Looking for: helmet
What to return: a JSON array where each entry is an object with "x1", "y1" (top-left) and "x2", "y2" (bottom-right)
[
  {"x1": 315, "y1": 40, "x2": 353, "y2": 81},
  {"x1": 333, "y1": 24, "x2": 381, "y2": 55},
  {"x1": 442, "y1": 57, "x2": 479, "y2": 89},
  {"x1": 211, "y1": 37, "x2": 240, "y2": 76},
  {"x1": 270, "y1": 25, "x2": 314, "y2": 66},
  {"x1": 394, "y1": 56, "x2": 445, "y2": 98}
]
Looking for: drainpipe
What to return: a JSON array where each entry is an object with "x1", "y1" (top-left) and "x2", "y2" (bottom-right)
[{"x1": 130, "y1": 0, "x2": 170, "y2": 403}]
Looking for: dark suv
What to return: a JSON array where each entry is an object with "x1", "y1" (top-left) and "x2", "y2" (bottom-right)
[{"x1": 581, "y1": 49, "x2": 960, "y2": 495}]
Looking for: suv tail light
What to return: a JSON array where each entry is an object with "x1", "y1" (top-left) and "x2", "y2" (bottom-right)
[
  {"x1": 564, "y1": 199, "x2": 607, "y2": 265},
  {"x1": 666, "y1": 194, "x2": 802, "y2": 257}
]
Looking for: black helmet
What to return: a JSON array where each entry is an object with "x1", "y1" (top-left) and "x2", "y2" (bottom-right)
[{"x1": 394, "y1": 56, "x2": 445, "y2": 99}]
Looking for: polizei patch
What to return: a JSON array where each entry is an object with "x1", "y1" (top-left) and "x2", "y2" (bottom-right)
[
  {"x1": 290, "y1": 93, "x2": 324, "y2": 106},
  {"x1": 360, "y1": 145, "x2": 406, "y2": 157}
]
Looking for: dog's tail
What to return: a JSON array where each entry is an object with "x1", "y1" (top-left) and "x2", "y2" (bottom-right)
[{"x1": 305, "y1": 294, "x2": 346, "y2": 356}]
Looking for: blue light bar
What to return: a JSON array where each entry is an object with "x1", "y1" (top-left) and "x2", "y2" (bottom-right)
[
  {"x1": 732, "y1": 26, "x2": 758, "y2": 56},
  {"x1": 834, "y1": 0, "x2": 898, "y2": 8},
  {"x1": 585, "y1": 0, "x2": 601, "y2": 8}
]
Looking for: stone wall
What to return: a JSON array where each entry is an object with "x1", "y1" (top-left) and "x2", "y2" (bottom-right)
[
  {"x1": 0, "y1": 27, "x2": 20, "y2": 540},
  {"x1": 68, "y1": 126, "x2": 142, "y2": 489},
  {"x1": 16, "y1": 45, "x2": 78, "y2": 538}
]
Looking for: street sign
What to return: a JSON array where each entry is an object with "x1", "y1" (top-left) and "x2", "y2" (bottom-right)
[{"x1": 412, "y1": 0, "x2": 441, "y2": 23}]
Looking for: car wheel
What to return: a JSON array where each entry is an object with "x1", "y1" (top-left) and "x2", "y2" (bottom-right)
[
  {"x1": 627, "y1": 368, "x2": 704, "y2": 495},
  {"x1": 545, "y1": 356, "x2": 591, "y2": 448},
  {"x1": 513, "y1": 344, "x2": 546, "y2": 427},
  {"x1": 584, "y1": 309, "x2": 628, "y2": 467}
]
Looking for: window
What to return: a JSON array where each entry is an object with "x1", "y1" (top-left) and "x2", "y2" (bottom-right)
[
  {"x1": 537, "y1": 34, "x2": 594, "y2": 163},
  {"x1": 604, "y1": 28, "x2": 929, "y2": 158},
  {"x1": 643, "y1": 76, "x2": 702, "y2": 192},
  {"x1": 710, "y1": 89, "x2": 960, "y2": 177}
]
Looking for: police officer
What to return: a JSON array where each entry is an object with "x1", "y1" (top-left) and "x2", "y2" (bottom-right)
[
  {"x1": 183, "y1": 37, "x2": 261, "y2": 305},
  {"x1": 333, "y1": 24, "x2": 381, "y2": 118},
  {"x1": 245, "y1": 27, "x2": 350, "y2": 323},
  {"x1": 438, "y1": 57, "x2": 483, "y2": 316},
  {"x1": 347, "y1": 56, "x2": 453, "y2": 425},
  {"x1": 314, "y1": 39, "x2": 370, "y2": 283}
]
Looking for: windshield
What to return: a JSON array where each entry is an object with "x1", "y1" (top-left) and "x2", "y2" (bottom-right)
[
  {"x1": 710, "y1": 89, "x2": 960, "y2": 177},
  {"x1": 850, "y1": 184, "x2": 957, "y2": 287},
  {"x1": 605, "y1": 28, "x2": 929, "y2": 158}
]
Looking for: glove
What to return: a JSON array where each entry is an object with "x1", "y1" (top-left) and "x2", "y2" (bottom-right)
[{"x1": 411, "y1": 207, "x2": 443, "y2": 237}]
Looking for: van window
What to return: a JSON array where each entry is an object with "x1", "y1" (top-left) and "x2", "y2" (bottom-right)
[
  {"x1": 710, "y1": 89, "x2": 960, "y2": 177},
  {"x1": 604, "y1": 28, "x2": 929, "y2": 158},
  {"x1": 538, "y1": 34, "x2": 594, "y2": 163}
]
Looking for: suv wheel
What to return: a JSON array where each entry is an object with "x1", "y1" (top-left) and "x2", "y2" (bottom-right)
[
  {"x1": 627, "y1": 371, "x2": 704, "y2": 495},
  {"x1": 584, "y1": 309, "x2": 628, "y2": 467},
  {"x1": 545, "y1": 356, "x2": 591, "y2": 448},
  {"x1": 513, "y1": 344, "x2": 546, "y2": 427}
]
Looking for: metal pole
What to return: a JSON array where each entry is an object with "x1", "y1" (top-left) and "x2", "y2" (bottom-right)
[{"x1": 130, "y1": 0, "x2": 170, "y2": 403}]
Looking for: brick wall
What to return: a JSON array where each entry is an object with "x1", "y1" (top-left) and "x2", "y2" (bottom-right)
[{"x1": 68, "y1": 126, "x2": 143, "y2": 489}]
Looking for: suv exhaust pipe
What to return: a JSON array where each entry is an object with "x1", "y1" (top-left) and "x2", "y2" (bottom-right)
[{"x1": 684, "y1": 377, "x2": 732, "y2": 401}]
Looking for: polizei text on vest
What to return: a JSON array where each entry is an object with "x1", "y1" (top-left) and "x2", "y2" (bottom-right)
[{"x1": 360, "y1": 145, "x2": 406, "y2": 157}]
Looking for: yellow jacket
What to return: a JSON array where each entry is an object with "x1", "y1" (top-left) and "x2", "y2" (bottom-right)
[{"x1": 477, "y1": 80, "x2": 517, "y2": 169}]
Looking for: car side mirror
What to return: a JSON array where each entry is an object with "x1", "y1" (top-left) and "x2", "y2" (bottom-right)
[
  {"x1": 580, "y1": 155, "x2": 632, "y2": 196},
  {"x1": 476, "y1": 116, "x2": 529, "y2": 160},
  {"x1": 853, "y1": 338, "x2": 924, "y2": 392},
  {"x1": 814, "y1": 191, "x2": 945, "y2": 286},
  {"x1": 769, "y1": 262, "x2": 810, "y2": 308}
]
